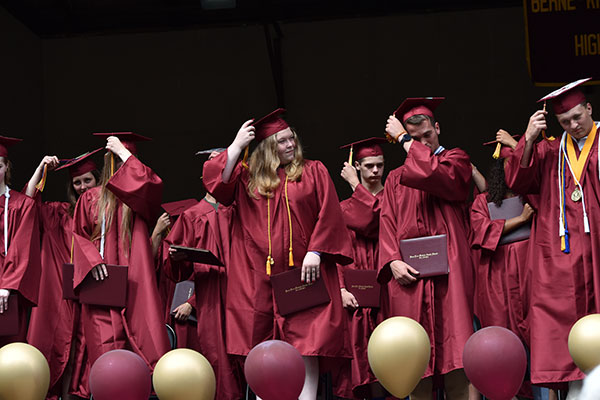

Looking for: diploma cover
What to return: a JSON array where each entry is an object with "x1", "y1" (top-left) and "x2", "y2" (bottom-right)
[
  {"x1": 170, "y1": 280, "x2": 197, "y2": 323},
  {"x1": 343, "y1": 269, "x2": 380, "y2": 308},
  {"x1": 170, "y1": 245, "x2": 224, "y2": 266},
  {"x1": 270, "y1": 268, "x2": 331, "y2": 316},
  {"x1": 62, "y1": 263, "x2": 78, "y2": 300},
  {"x1": 78, "y1": 265, "x2": 128, "y2": 308},
  {"x1": 0, "y1": 294, "x2": 19, "y2": 336},
  {"x1": 487, "y1": 196, "x2": 531, "y2": 245},
  {"x1": 399, "y1": 234, "x2": 449, "y2": 278}
]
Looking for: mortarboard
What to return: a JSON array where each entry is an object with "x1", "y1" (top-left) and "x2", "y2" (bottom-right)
[
  {"x1": 394, "y1": 97, "x2": 445, "y2": 124},
  {"x1": 340, "y1": 137, "x2": 387, "y2": 164},
  {"x1": 55, "y1": 147, "x2": 103, "y2": 177},
  {"x1": 93, "y1": 132, "x2": 151, "y2": 155},
  {"x1": 538, "y1": 77, "x2": 592, "y2": 114},
  {"x1": 0, "y1": 136, "x2": 22, "y2": 158},
  {"x1": 253, "y1": 108, "x2": 289, "y2": 142}
]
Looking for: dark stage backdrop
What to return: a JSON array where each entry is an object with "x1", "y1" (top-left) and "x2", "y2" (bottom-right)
[{"x1": 2, "y1": 6, "x2": 599, "y2": 218}]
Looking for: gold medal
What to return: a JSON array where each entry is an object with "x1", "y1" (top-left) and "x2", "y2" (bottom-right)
[{"x1": 571, "y1": 187, "x2": 582, "y2": 202}]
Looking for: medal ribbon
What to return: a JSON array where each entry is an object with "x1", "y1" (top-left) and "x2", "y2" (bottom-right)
[{"x1": 565, "y1": 123, "x2": 597, "y2": 182}]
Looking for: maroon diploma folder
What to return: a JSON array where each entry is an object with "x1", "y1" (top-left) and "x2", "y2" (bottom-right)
[
  {"x1": 170, "y1": 245, "x2": 224, "y2": 266},
  {"x1": 270, "y1": 268, "x2": 331, "y2": 316},
  {"x1": 78, "y1": 265, "x2": 128, "y2": 308},
  {"x1": 0, "y1": 294, "x2": 19, "y2": 336},
  {"x1": 170, "y1": 280, "x2": 197, "y2": 323},
  {"x1": 62, "y1": 263, "x2": 78, "y2": 300},
  {"x1": 343, "y1": 269, "x2": 380, "y2": 308},
  {"x1": 399, "y1": 234, "x2": 449, "y2": 278},
  {"x1": 487, "y1": 196, "x2": 531, "y2": 245}
]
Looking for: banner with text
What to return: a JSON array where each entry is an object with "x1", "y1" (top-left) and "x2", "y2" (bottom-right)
[{"x1": 525, "y1": 0, "x2": 600, "y2": 85}]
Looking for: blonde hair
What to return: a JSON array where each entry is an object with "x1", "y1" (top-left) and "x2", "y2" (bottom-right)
[
  {"x1": 247, "y1": 129, "x2": 304, "y2": 198},
  {"x1": 91, "y1": 152, "x2": 132, "y2": 255}
]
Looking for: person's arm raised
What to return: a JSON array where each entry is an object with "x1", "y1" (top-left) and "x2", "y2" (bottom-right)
[{"x1": 223, "y1": 119, "x2": 255, "y2": 183}]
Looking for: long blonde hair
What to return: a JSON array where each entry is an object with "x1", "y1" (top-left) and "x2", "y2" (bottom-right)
[
  {"x1": 91, "y1": 152, "x2": 132, "y2": 255},
  {"x1": 248, "y1": 129, "x2": 304, "y2": 198}
]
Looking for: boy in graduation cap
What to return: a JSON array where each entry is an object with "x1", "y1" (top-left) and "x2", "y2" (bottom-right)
[
  {"x1": 378, "y1": 98, "x2": 475, "y2": 399},
  {"x1": 25, "y1": 149, "x2": 102, "y2": 400},
  {"x1": 0, "y1": 136, "x2": 41, "y2": 348},
  {"x1": 161, "y1": 148, "x2": 242, "y2": 400},
  {"x1": 331, "y1": 137, "x2": 388, "y2": 399},
  {"x1": 505, "y1": 78, "x2": 599, "y2": 393},
  {"x1": 71, "y1": 132, "x2": 170, "y2": 370},
  {"x1": 203, "y1": 109, "x2": 353, "y2": 400}
]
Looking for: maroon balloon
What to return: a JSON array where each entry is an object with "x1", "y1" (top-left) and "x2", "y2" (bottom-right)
[
  {"x1": 245, "y1": 340, "x2": 305, "y2": 400},
  {"x1": 463, "y1": 327, "x2": 527, "y2": 400},
  {"x1": 89, "y1": 350, "x2": 151, "y2": 400}
]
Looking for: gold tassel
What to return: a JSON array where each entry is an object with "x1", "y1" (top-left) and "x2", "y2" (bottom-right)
[
  {"x1": 110, "y1": 153, "x2": 115, "y2": 177},
  {"x1": 35, "y1": 165, "x2": 48, "y2": 192},
  {"x1": 289, "y1": 249, "x2": 294, "y2": 267},
  {"x1": 266, "y1": 256, "x2": 272, "y2": 276},
  {"x1": 560, "y1": 236, "x2": 566, "y2": 252},
  {"x1": 348, "y1": 145, "x2": 353, "y2": 165},
  {"x1": 241, "y1": 147, "x2": 249, "y2": 169},
  {"x1": 541, "y1": 102, "x2": 555, "y2": 141},
  {"x1": 492, "y1": 143, "x2": 502, "y2": 159}
]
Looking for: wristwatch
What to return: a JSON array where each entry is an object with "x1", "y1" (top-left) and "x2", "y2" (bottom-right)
[{"x1": 400, "y1": 133, "x2": 412, "y2": 145}]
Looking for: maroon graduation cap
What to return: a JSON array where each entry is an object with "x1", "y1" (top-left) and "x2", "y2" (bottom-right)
[
  {"x1": 162, "y1": 199, "x2": 199, "y2": 219},
  {"x1": 393, "y1": 97, "x2": 445, "y2": 124},
  {"x1": 93, "y1": 132, "x2": 151, "y2": 155},
  {"x1": 340, "y1": 137, "x2": 387, "y2": 164},
  {"x1": 252, "y1": 108, "x2": 290, "y2": 142},
  {"x1": 55, "y1": 147, "x2": 103, "y2": 177},
  {"x1": 0, "y1": 136, "x2": 22, "y2": 158},
  {"x1": 538, "y1": 77, "x2": 592, "y2": 114}
]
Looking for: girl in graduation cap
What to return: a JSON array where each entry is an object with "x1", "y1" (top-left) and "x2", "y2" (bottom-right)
[
  {"x1": 70, "y1": 133, "x2": 170, "y2": 370},
  {"x1": 203, "y1": 109, "x2": 354, "y2": 400},
  {"x1": 0, "y1": 136, "x2": 41, "y2": 348},
  {"x1": 25, "y1": 149, "x2": 102, "y2": 400}
]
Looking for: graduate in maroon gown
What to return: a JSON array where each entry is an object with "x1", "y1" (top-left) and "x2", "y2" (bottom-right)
[
  {"x1": 163, "y1": 151, "x2": 242, "y2": 399},
  {"x1": 72, "y1": 132, "x2": 170, "y2": 369},
  {"x1": 378, "y1": 98, "x2": 474, "y2": 400},
  {"x1": 0, "y1": 136, "x2": 41, "y2": 348},
  {"x1": 470, "y1": 131, "x2": 533, "y2": 342},
  {"x1": 25, "y1": 150, "x2": 102, "y2": 400},
  {"x1": 332, "y1": 137, "x2": 387, "y2": 400},
  {"x1": 505, "y1": 78, "x2": 600, "y2": 393},
  {"x1": 203, "y1": 109, "x2": 353, "y2": 400}
]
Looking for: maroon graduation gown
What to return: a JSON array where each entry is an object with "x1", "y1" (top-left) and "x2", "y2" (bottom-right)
[
  {"x1": 505, "y1": 132, "x2": 600, "y2": 385},
  {"x1": 377, "y1": 142, "x2": 474, "y2": 378},
  {"x1": 0, "y1": 189, "x2": 41, "y2": 347},
  {"x1": 333, "y1": 184, "x2": 383, "y2": 399},
  {"x1": 26, "y1": 197, "x2": 90, "y2": 399},
  {"x1": 469, "y1": 193, "x2": 530, "y2": 343},
  {"x1": 203, "y1": 151, "x2": 353, "y2": 359},
  {"x1": 72, "y1": 156, "x2": 170, "y2": 369},
  {"x1": 162, "y1": 199, "x2": 242, "y2": 400}
]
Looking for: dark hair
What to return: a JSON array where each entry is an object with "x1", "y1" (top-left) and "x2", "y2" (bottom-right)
[
  {"x1": 66, "y1": 169, "x2": 101, "y2": 216},
  {"x1": 486, "y1": 158, "x2": 508, "y2": 207},
  {"x1": 405, "y1": 114, "x2": 436, "y2": 127}
]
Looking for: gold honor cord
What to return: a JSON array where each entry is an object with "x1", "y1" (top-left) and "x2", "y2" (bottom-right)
[
  {"x1": 70, "y1": 236, "x2": 74, "y2": 263},
  {"x1": 265, "y1": 176, "x2": 294, "y2": 275},
  {"x1": 565, "y1": 123, "x2": 598, "y2": 182},
  {"x1": 35, "y1": 164, "x2": 48, "y2": 192}
]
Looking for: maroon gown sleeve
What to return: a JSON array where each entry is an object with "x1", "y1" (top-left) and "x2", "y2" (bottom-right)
[
  {"x1": 399, "y1": 142, "x2": 472, "y2": 202},
  {"x1": 162, "y1": 212, "x2": 195, "y2": 282},
  {"x1": 340, "y1": 184, "x2": 382, "y2": 239},
  {"x1": 106, "y1": 156, "x2": 164, "y2": 223},
  {"x1": 0, "y1": 194, "x2": 41, "y2": 305},
  {"x1": 505, "y1": 136, "x2": 542, "y2": 195},
  {"x1": 306, "y1": 161, "x2": 353, "y2": 266},
  {"x1": 72, "y1": 190, "x2": 104, "y2": 288},
  {"x1": 377, "y1": 171, "x2": 401, "y2": 284},
  {"x1": 202, "y1": 150, "x2": 243, "y2": 206},
  {"x1": 469, "y1": 193, "x2": 504, "y2": 252}
]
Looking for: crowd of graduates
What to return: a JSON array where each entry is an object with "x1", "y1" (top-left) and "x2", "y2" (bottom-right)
[{"x1": 0, "y1": 77, "x2": 597, "y2": 400}]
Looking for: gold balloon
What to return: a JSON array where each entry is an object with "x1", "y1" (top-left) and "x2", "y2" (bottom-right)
[
  {"x1": 568, "y1": 314, "x2": 600, "y2": 373},
  {"x1": 0, "y1": 342, "x2": 50, "y2": 400},
  {"x1": 367, "y1": 316, "x2": 430, "y2": 398},
  {"x1": 153, "y1": 348, "x2": 216, "y2": 400}
]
